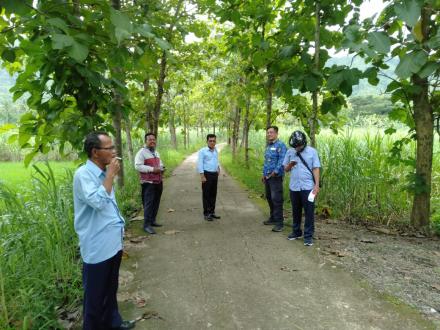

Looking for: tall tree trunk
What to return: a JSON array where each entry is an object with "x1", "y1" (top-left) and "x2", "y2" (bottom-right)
[
  {"x1": 153, "y1": 51, "x2": 167, "y2": 137},
  {"x1": 410, "y1": 8, "x2": 434, "y2": 230},
  {"x1": 183, "y1": 107, "x2": 187, "y2": 149},
  {"x1": 168, "y1": 108, "x2": 177, "y2": 149},
  {"x1": 243, "y1": 95, "x2": 251, "y2": 166},
  {"x1": 187, "y1": 127, "x2": 190, "y2": 147},
  {"x1": 124, "y1": 116, "x2": 134, "y2": 165},
  {"x1": 143, "y1": 79, "x2": 153, "y2": 132},
  {"x1": 266, "y1": 72, "x2": 274, "y2": 128},
  {"x1": 112, "y1": 109, "x2": 124, "y2": 187},
  {"x1": 111, "y1": 0, "x2": 124, "y2": 188},
  {"x1": 213, "y1": 123, "x2": 216, "y2": 135},
  {"x1": 231, "y1": 106, "x2": 241, "y2": 157},
  {"x1": 309, "y1": 1, "x2": 320, "y2": 148}
]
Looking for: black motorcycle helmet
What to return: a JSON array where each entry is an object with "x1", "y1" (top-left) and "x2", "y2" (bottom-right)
[{"x1": 289, "y1": 130, "x2": 307, "y2": 148}]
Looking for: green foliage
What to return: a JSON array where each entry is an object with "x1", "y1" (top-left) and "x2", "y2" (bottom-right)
[
  {"x1": 343, "y1": 0, "x2": 439, "y2": 226},
  {"x1": 0, "y1": 0, "x2": 179, "y2": 163},
  {"x1": 0, "y1": 164, "x2": 81, "y2": 329}
]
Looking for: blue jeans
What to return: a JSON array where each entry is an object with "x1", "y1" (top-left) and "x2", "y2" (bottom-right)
[
  {"x1": 265, "y1": 176, "x2": 284, "y2": 225},
  {"x1": 290, "y1": 190, "x2": 315, "y2": 240}
]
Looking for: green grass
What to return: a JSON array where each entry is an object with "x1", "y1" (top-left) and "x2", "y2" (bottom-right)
[
  {"x1": 0, "y1": 161, "x2": 76, "y2": 187},
  {"x1": 0, "y1": 163, "x2": 81, "y2": 329}
]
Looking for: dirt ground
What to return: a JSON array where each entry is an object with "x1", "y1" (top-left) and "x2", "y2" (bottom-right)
[
  {"x1": 114, "y1": 151, "x2": 439, "y2": 330},
  {"x1": 314, "y1": 219, "x2": 440, "y2": 324}
]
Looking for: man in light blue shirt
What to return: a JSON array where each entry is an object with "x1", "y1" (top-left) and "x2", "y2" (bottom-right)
[
  {"x1": 283, "y1": 130, "x2": 321, "y2": 246},
  {"x1": 197, "y1": 134, "x2": 220, "y2": 221},
  {"x1": 73, "y1": 132, "x2": 134, "y2": 330}
]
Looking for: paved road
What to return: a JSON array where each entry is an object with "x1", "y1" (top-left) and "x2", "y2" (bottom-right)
[{"x1": 119, "y1": 152, "x2": 432, "y2": 330}]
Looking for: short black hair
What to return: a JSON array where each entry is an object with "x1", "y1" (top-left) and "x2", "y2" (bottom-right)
[
  {"x1": 144, "y1": 132, "x2": 156, "y2": 140},
  {"x1": 266, "y1": 125, "x2": 278, "y2": 132},
  {"x1": 84, "y1": 131, "x2": 109, "y2": 158},
  {"x1": 206, "y1": 134, "x2": 216, "y2": 141}
]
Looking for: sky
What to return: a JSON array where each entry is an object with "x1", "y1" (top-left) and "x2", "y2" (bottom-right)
[{"x1": 359, "y1": 0, "x2": 387, "y2": 20}]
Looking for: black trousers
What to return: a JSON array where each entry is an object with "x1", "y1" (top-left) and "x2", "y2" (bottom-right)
[
  {"x1": 264, "y1": 176, "x2": 284, "y2": 224},
  {"x1": 82, "y1": 250, "x2": 122, "y2": 330},
  {"x1": 202, "y1": 171, "x2": 218, "y2": 216},
  {"x1": 141, "y1": 182, "x2": 163, "y2": 227},
  {"x1": 290, "y1": 190, "x2": 315, "y2": 240}
]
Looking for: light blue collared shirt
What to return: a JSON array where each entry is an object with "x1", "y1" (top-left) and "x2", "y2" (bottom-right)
[
  {"x1": 73, "y1": 160, "x2": 125, "y2": 264},
  {"x1": 197, "y1": 146, "x2": 219, "y2": 173},
  {"x1": 283, "y1": 146, "x2": 321, "y2": 191}
]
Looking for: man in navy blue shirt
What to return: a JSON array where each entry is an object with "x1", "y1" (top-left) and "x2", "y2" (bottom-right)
[
  {"x1": 197, "y1": 134, "x2": 220, "y2": 221},
  {"x1": 262, "y1": 126, "x2": 287, "y2": 232}
]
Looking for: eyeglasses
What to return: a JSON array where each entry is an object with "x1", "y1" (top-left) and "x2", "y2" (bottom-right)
[
  {"x1": 208, "y1": 140, "x2": 216, "y2": 142},
  {"x1": 96, "y1": 146, "x2": 116, "y2": 150}
]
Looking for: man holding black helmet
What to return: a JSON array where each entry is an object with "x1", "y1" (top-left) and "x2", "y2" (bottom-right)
[{"x1": 283, "y1": 130, "x2": 321, "y2": 246}]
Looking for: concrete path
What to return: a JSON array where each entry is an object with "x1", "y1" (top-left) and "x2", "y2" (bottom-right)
[{"x1": 120, "y1": 152, "x2": 432, "y2": 330}]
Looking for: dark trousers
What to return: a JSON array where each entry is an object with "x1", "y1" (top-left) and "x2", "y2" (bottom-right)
[
  {"x1": 202, "y1": 171, "x2": 218, "y2": 216},
  {"x1": 141, "y1": 182, "x2": 163, "y2": 227},
  {"x1": 82, "y1": 250, "x2": 122, "y2": 330},
  {"x1": 290, "y1": 190, "x2": 315, "y2": 240},
  {"x1": 265, "y1": 176, "x2": 284, "y2": 224}
]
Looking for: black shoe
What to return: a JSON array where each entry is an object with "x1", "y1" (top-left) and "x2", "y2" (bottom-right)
[
  {"x1": 151, "y1": 223, "x2": 162, "y2": 227},
  {"x1": 263, "y1": 219, "x2": 277, "y2": 225},
  {"x1": 211, "y1": 214, "x2": 221, "y2": 219},
  {"x1": 287, "y1": 233, "x2": 302, "y2": 240},
  {"x1": 272, "y1": 225, "x2": 284, "y2": 232},
  {"x1": 113, "y1": 320, "x2": 136, "y2": 330},
  {"x1": 204, "y1": 215, "x2": 213, "y2": 221},
  {"x1": 143, "y1": 226, "x2": 156, "y2": 234}
]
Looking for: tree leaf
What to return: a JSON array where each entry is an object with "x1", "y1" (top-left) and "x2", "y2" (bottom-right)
[
  {"x1": 52, "y1": 34, "x2": 74, "y2": 50},
  {"x1": 24, "y1": 150, "x2": 38, "y2": 167},
  {"x1": 136, "y1": 24, "x2": 154, "y2": 38},
  {"x1": 67, "y1": 40, "x2": 89, "y2": 63},
  {"x1": 154, "y1": 38, "x2": 171, "y2": 51},
  {"x1": 385, "y1": 81, "x2": 402, "y2": 93},
  {"x1": 395, "y1": 50, "x2": 428, "y2": 79},
  {"x1": 1, "y1": 49, "x2": 16, "y2": 63},
  {"x1": 426, "y1": 28, "x2": 440, "y2": 49},
  {"x1": 367, "y1": 32, "x2": 391, "y2": 53},
  {"x1": 418, "y1": 61, "x2": 440, "y2": 79},
  {"x1": 326, "y1": 72, "x2": 344, "y2": 90},
  {"x1": 47, "y1": 18, "x2": 69, "y2": 33},
  {"x1": 279, "y1": 45, "x2": 296, "y2": 58},
  {"x1": 18, "y1": 132, "x2": 32, "y2": 147},
  {"x1": 110, "y1": 8, "x2": 133, "y2": 44},
  {"x1": 394, "y1": 0, "x2": 421, "y2": 27},
  {"x1": 1, "y1": 0, "x2": 32, "y2": 16},
  {"x1": 110, "y1": 8, "x2": 132, "y2": 32},
  {"x1": 384, "y1": 127, "x2": 397, "y2": 135},
  {"x1": 304, "y1": 74, "x2": 320, "y2": 92}
]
